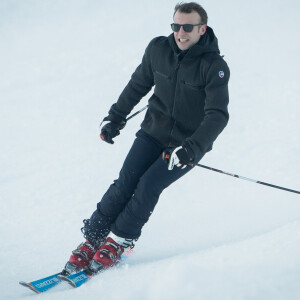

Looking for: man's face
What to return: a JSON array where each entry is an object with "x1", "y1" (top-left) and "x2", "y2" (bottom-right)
[{"x1": 173, "y1": 11, "x2": 207, "y2": 50}]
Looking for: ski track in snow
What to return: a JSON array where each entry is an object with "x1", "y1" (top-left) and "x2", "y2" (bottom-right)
[{"x1": 0, "y1": 0, "x2": 299, "y2": 299}]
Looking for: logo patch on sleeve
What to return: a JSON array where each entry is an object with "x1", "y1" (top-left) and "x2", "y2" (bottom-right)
[{"x1": 219, "y1": 71, "x2": 225, "y2": 78}]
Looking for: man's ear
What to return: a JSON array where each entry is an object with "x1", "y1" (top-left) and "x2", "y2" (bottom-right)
[{"x1": 200, "y1": 24, "x2": 207, "y2": 36}]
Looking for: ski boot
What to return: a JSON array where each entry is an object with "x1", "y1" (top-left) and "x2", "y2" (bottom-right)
[
  {"x1": 61, "y1": 240, "x2": 97, "y2": 276},
  {"x1": 87, "y1": 232, "x2": 135, "y2": 275}
]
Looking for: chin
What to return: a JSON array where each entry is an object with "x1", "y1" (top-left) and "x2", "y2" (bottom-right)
[{"x1": 176, "y1": 42, "x2": 190, "y2": 51}]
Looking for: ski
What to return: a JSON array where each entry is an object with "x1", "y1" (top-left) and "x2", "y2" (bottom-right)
[
  {"x1": 19, "y1": 273, "x2": 61, "y2": 294},
  {"x1": 19, "y1": 248, "x2": 134, "y2": 292}
]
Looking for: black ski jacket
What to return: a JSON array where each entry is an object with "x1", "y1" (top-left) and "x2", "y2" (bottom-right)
[{"x1": 107, "y1": 27, "x2": 230, "y2": 162}]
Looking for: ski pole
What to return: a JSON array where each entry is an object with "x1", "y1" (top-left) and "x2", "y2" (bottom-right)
[
  {"x1": 196, "y1": 163, "x2": 300, "y2": 195},
  {"x1": 125, "y1": 106, "x2": 299, "y2": 195},
  {"x1": 99, "y1": 105, "x2": 148, "y2": 128},
  {"x1": 126, "y1": 105, "x2": 149, "y2": 121}
]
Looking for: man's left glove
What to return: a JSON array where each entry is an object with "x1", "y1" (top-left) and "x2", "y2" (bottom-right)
[
  {"x1": 162, "y1": 145, "x2": 194, "y2": 170},
  {"x1": 100, "y1": 117, "x2": 126, "y2": 144}
]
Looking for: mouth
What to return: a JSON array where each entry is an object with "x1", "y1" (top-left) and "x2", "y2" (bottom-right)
[{"x1": 178, "y1": 38, "x2": 189, "y2": 43}]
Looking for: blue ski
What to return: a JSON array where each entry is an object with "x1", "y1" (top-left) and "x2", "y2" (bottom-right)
[
  {"x1": 20, "y1": 249, "x2": 134, "y2": 292},
  {"x1": 19, "y1": 273, "x2": 61, "y2": 294}
]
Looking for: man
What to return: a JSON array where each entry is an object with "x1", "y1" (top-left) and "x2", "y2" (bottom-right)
[{"x1": 62, "y1": 2, "x2": 230, "y2": 275}]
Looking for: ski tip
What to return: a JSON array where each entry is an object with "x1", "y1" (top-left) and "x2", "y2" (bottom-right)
[{"x1": 19, "y1": 281, "x2": 40, "y2": 294}]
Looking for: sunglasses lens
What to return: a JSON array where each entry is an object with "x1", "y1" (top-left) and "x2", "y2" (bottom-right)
[
  {"x1": 171, "y1": 23, "x2": 180, "y2": 32},
  {"x1": 182, "y1": 24, "x2": 193, "y2": 32}
]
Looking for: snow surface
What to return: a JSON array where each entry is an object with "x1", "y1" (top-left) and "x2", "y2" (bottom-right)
[{"x1": 1, "y1": 0, "x2": 300, "y2": 299}]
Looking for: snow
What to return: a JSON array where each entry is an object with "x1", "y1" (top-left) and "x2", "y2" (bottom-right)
[{"x1": 0, "y1": 0, "x2": 299, "y2": 299}]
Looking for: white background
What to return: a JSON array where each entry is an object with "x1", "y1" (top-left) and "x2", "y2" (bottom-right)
[{"x1": 1, "y1": 0, "x2": 299, "y2": 299}]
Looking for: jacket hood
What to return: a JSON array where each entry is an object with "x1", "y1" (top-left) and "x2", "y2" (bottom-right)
[{"x1": 168, "y1": 26, "x2": 220, "y2": 57}]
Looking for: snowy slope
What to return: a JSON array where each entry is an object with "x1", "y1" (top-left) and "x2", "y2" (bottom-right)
[{"x1": 0, "y1": 1, "x2": 299, "y2": 299}]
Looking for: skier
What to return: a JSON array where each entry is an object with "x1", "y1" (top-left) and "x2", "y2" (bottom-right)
[{"x1": 62, "y1": 2, "x2": 230, "y2": 275}]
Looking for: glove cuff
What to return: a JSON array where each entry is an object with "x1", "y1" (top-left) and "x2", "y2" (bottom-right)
[
  {"x1": 181, "y1": 142, "x2": 195, "y2": 163},
  {"x1": 106, "y1": 105, "x2": 127, "y2": 125},
  {"x1": 103, "y1": 116, "x2": 126, "y2": 130}
]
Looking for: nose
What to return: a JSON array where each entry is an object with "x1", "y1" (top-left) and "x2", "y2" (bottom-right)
[{"x1": 178, "y1": 25, "x2": 186, "y2": 34}]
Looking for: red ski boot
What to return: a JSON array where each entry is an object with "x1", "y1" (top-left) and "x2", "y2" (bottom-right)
[
  {"x1": 62, "y1": 240, "x2": 97, "y2": 275},
  {"x1": 88, "y1": 233, "x2": 135, "y2": 274}
]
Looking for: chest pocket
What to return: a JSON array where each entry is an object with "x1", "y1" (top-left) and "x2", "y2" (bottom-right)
[
  {"x1": 153, "y1": 69, "x2": 173, "y2": 101},
  {"x1": 153, "y1": 70, "x2": 171, "y2": 81},
  {"x1": 181, "y1": 80, "x2": 204, "y2": 91}
]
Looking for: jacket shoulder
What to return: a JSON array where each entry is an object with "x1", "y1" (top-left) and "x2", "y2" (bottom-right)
[
  {"x1": 201, "y1": 52, "x2": 230, "y2": 77},
  {"x1": 145, "y1": 36, "x2": 170, "y2": 59},
  {"x1": 202, "y1": 52, "x2": 228, "y2": 66},
  {"x1": 148, "y1": 36, "x2": 169, "y2": 48}
]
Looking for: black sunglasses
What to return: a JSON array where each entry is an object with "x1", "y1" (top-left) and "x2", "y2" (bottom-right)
[{"x1": 170, "y1": 23, "x2": 203, "y2": 33}]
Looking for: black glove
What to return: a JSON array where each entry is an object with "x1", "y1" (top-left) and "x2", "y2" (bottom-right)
[
  {"x1": 162, "y1": 145, "x2": 194, "y2": 170},
  {"x1": 100, "y1": 118, "x2": 126, "y2": 144}
]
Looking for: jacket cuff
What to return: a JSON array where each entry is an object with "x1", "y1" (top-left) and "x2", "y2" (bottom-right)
[
  {"x1": 182, "y1": 141, "x2": 196, "y2": 163},
  {"x1": 104, "y1": 112, "x2": 126, "y2": 125},
  {"x1": 183, "y1": 140, "x2": 207, "y2": 163}
]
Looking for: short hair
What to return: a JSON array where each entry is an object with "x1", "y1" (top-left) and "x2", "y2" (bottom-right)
[{"x1": 174, "y1": 2, "x2": 208, "y2": 24}]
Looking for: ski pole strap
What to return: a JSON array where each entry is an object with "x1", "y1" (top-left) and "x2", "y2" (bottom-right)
[{"x1": 196, "y1": 163, "x2": 300, "y2": 195}]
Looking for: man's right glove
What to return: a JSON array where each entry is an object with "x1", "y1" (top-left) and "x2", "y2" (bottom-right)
[{"x1": 100, "y1": 118, "x2": 126, "y2": 144}]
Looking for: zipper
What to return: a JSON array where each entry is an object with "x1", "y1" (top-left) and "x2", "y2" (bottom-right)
[{"x1": 168, "y1": 61, "x2": 181, "y2": 147}]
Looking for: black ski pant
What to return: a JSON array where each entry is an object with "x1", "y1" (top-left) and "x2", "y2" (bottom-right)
[{"x1": 83, "y1": 129, "x2": 196, "y2": 245}]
